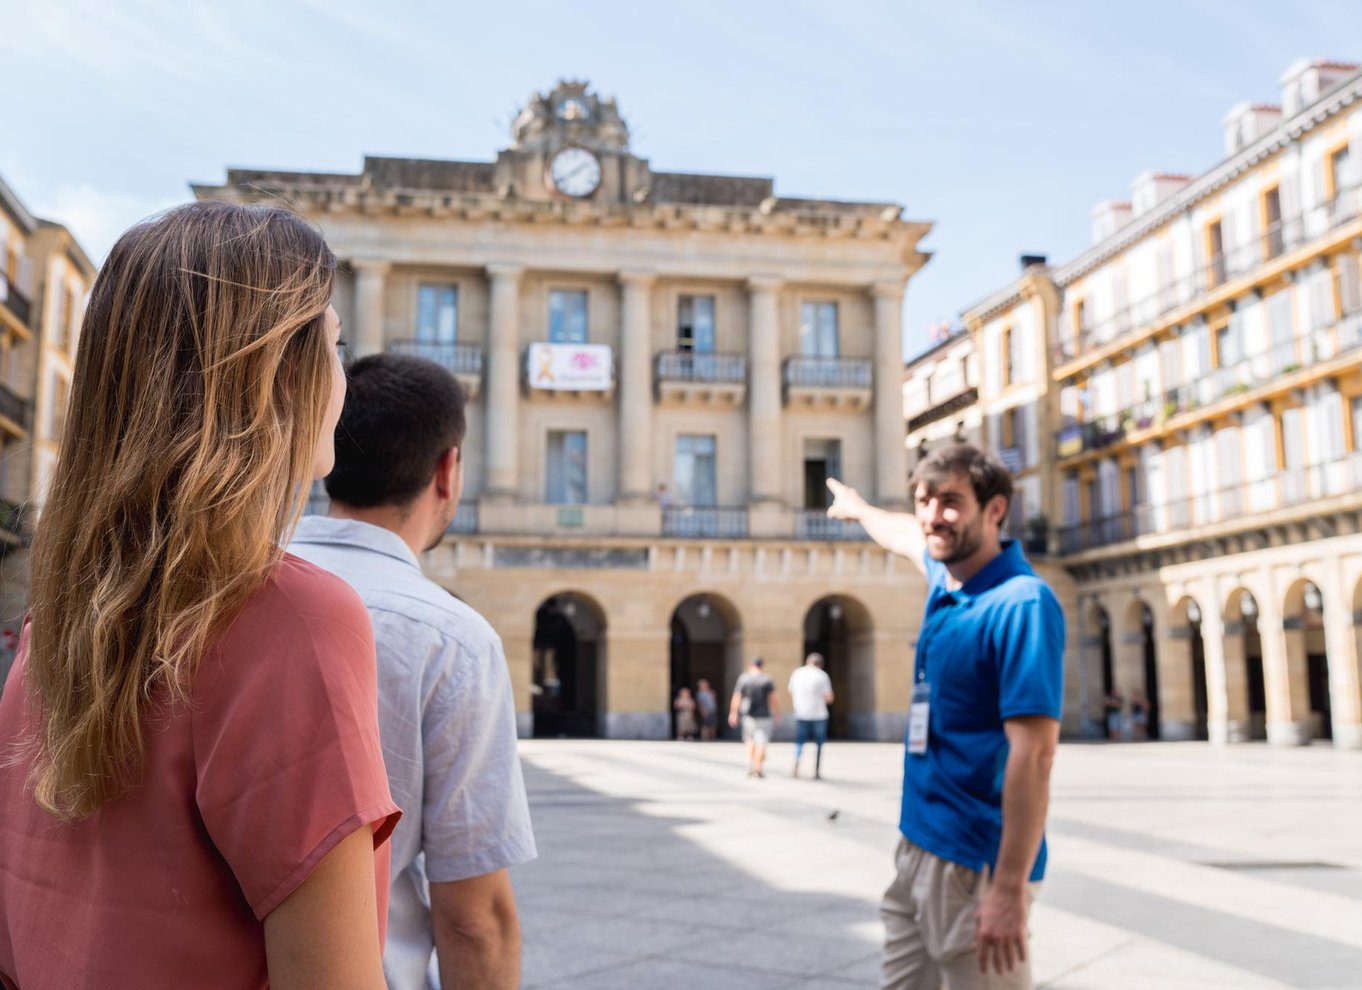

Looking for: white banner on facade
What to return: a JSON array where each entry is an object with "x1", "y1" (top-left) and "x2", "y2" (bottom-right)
[{"x1": 526, "y1": 342, "x2": 613, "y2": 391}]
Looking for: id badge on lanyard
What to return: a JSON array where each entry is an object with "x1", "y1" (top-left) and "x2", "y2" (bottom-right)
[{"x1": 907, "y1": 679, "x2": 931, "y2": 755}]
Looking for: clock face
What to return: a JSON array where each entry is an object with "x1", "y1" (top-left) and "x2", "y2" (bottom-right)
[{"x1": 550, "y1": 148, "x2": 601, "y2": 198}]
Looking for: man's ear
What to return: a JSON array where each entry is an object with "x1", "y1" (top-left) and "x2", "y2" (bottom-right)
[
  {"x1": 986, "y1": 494, "x2": 1010, "y2": 527},
  {"x1": 434, "y1": 447, "x2": 460, "y2": 500}
]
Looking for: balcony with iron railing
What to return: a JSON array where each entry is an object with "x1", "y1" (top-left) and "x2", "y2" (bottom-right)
[
  {"x1": 388, "y1": 340, "x2": 484, "y2": 397},
  {"x1": 783, "y1": 356, "x2": 873, "y2": 411},
  {"x1": 794, "y1": 509, "x2": 870, "y2": 541},
  {"x1": 0, "y1": 272, "x2": 31, "y2": 328},
  {"x1": 1054, "y1": 181, "x2": 1362, "y2": 368},
  {"x1": 906, "y1": 386, "x2": 978, "y2": 434},
  {"x1": 1055, "y1": 310, "x2": 1362, "y2": 461},
  {"x1": 1057, "y1": 450, "x2": 1362, "y2": 555},
  {"x1": 303, "y1": 489, "x2": 478, "y2": 535},
  {"x1": 655, "y1": 351, "x2": 747, "y2": 406},
  {"x1": 661, "y1": 506, "x2": 749, "y2": 538}
]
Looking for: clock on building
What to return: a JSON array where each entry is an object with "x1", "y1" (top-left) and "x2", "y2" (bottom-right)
[{"x1": 549, "y1": 147, "x2": 601, "y2": 198}]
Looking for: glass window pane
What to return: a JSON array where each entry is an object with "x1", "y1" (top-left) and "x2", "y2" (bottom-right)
[
  {"x1": 692, "y1": 297, "x2": 715, "y2": 352},
  {"x1": 799, "y1": 302, "x2": 839, "y2": 357},
  {"x1": 417, "y1": 284, "x2": 458, "y2": 344},
  {"x1": 674, "y1": 434, "x2": 717, "y2": 507},
  {"x1": 550, "y1": 290, "x2": 588, "y2": 343},
  {"x1": 546, "y1": 430, "x2": 588, "y2": 504}
]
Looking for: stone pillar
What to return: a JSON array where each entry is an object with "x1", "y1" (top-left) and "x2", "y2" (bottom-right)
[
  {"x1": 748, "y1": 276, "x2": 784, "y2": 506},
  {"x1": 601, "y1": 628, "x2": 670, "y2": 739},
  {"x1": 484, "y1": 264, "x2": 523, "y2": 501},
  {"x1": 1259, "y1": 585, "x2": 1313, "y2": 745},
  {"x1": 1323, "y1": 561, "x2": 1362, "y2": 749},
  {"x1": 617, "y1": 272, "x2": 655, "y2": 504},
  {"x1": 872, "y1": 283, "x2": 909, "y2": 507},
  {"x1": 351, "y1": 259, "x2": 390, "y2": 358},
  {"x1": 1218, "y1": 618, "x2": 1252, "y2": 743},
  {"x1": 1158, "y1": 623, "x2": 1197, "y2": 741}
]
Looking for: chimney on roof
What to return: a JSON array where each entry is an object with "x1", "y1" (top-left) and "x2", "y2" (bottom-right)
[
  {"x1": 1091, "y1": 200, "x2": 1133, "y2": 243},
  {"x1": 1223, "y1": 101, "x2": 1282, "y2": 156},
  {"x1": 1019, "y1": 254, "x2": 1047, "y2": 272},
  {"x1": 1131, "y1": 172, "x2": 1191, "y2": 218},
  {"x1": 1280, "y1": 57, "x2": 1360, "y2": 116}
]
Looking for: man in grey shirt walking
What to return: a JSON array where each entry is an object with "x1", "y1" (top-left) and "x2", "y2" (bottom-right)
[{"x1": 291, "y1": 354, "x2": 535, "y2": 990}]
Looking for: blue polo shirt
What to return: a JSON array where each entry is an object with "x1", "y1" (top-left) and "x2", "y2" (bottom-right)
[{"x1": 900, "y1": 539, "x2": 1064, "y2": 882}]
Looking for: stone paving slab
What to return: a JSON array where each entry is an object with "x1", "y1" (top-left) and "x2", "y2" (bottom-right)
[{"x1": 513, "y1": 739, "x2": 1362, "y2": 988}]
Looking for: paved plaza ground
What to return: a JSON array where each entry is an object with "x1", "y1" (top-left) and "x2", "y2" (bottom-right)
[{"x1": 510, "y1": 739, "x2": 1362, "y2": 989}]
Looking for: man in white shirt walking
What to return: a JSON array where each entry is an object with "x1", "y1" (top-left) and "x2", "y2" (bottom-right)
[{"x1": 789, "y1": 652, "x2": 835, "y2": 779}]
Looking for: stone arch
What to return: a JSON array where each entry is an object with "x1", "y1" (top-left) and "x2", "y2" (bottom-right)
[
  {"x1": 801, "y1": 593, "x2": 875, "y2": 739},
  {"x1": 668, "y1": 592, "x2": 743, "y2": 740},
  {"x1": 531, "y1": 590, "x2": 608, "y2": 738},
  {"x1": 1117, "y1": 599, "x2": 1159, "y2": 739},
  {"x1": 1223, "y1": 587, "x2": 1267, "y2": 741},
  {"x1": 1161, "y1": 597, "x2": 1209, "y2": 740},
  {"x1": 1282, "y1": 578, "x2": 1329, "y2": 742}
]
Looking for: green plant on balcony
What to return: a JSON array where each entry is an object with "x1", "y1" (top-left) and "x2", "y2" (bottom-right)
[
  {"x1": 1223, "y1": 382, "x2": 1251, "y2": 397},
  {"x1": 1280, "y1": 362, "x2": 1301, "y2": 374}
]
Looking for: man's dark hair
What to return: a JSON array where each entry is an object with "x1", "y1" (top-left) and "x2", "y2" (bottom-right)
[
  {"x1": 325, "y1": 353, "x2": 467, "y2": 508},
  {"x1": 910, "y1": 443, "x2": 1012, "y2": 513}
]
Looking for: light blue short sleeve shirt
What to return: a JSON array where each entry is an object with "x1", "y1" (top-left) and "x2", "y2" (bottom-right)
[{"x1": 290, "y1": 516, "x2": 537, "y2": 990}]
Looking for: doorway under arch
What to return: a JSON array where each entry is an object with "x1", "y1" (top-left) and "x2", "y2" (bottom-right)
[
  {"x1": 1224, "y1": 589, "x2": 1267, "y2": 741},
  {"x1": 802, "y1": 595, "x2": 874, "y2": 739},
  {"x1": 1283, "y1": 579, "x2": 1330, "y2": 742},
  {"x1": 532, "y1": 592, "x2": 607, "y2": 738},
  {"x1": 668, "y1": 593, "x2": 742, "y2": 740},
  {"x1": 1119, "y1": 600, "x2": 1161, "y2": 741},
  {"x1": 1166, "y1": 597, "x2": 1209, "y2": 740}
]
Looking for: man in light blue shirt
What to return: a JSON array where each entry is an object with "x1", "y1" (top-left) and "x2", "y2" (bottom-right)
[{"x1": 290, "y1": 353, "x2": 535, "y2": 990}]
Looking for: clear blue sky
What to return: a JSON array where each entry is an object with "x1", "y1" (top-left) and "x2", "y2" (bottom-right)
[{"x1": 3, "y1": 0, "x2": 1360, "y2": 357}]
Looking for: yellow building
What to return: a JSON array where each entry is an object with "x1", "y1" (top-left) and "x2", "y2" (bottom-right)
[
  {"x1": 916, "y1": 57, "x2": 1362, "y2": 748},
  {"x1": 0, "y1": 174, "x2": 95, "y2": 646},
  {"x1": 197, "y1": 80, "x2": 944, "y2": 740}
]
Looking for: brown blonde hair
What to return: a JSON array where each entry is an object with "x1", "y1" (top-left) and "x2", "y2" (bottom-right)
[{"x1": 24, "y1": 201, "x2": 336, "y2": 820}]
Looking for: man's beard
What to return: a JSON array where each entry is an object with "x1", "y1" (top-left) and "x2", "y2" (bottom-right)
[
  {"x1": 926, "y1": 517, "x2": 984, "y2": 564},
  {"x1": 423, "y1": 501, "x2": 457, "y2": 553}
]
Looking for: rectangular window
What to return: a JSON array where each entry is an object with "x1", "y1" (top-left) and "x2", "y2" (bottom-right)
[
  {"x1": 802, "y1": 438, "x2": 842, "y2": 509},
  {"x1": 416, "y1": 284, "x2": 458, "y2": 344},
  {"x1": 799, "y1": 301, "x2": 839, "y2": 358},
  {"x1": 1267, "y1": 289, "x2": 1296, "y2": 372},
  {"x1": 677, "y1": 295, "x2": 715, "y2": 352},
  {"x1": 548, "y1": 290, "x2": 588, "y2": 344},
  {"x1": 1002, "y1": 326, "x2": 1021, "y2": 386},
  {"x1": 1262, "y1": 186, "x2": 1283, "y2": 260},
  {"x1": 1206, "y1": 220, "x2": 1225, "y2": 288},
  {"x1": 674, "y1": 434, "x2": 717, "y2": 507},
  {"x1": 545, "y1": 430, "x2": 587, "y2": 504},
  {"x1": 51, "y1": 289, "x2": 66, "y2": 351},
  {"x1": 65, "y1": 288, "x2": 78, "y2": 346},
  {"x1": 1216, "y1": 319, "x2": 1243, "y2": 369}
]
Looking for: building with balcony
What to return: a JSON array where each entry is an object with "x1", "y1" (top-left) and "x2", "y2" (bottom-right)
[
  {"x1": 198, "y1": 80, "x2": 935, "y2": 740},
  {"x1": 0, "y1": 173, "x2": 95, "y2": 649},
  {"x1": 935, "y1": 57, "x2": 1362, "y2": 749}
]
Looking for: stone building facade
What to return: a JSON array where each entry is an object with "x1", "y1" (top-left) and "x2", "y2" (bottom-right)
[
  {"x1": 909, "y1": 57, "x2": 1362, "y2": 748},
  {"x1": 197, "y1": 81, "x2": 939, "y2": 740},
  {"x1": 0, "y1": 174, "x2": 95, "y2": 646}
]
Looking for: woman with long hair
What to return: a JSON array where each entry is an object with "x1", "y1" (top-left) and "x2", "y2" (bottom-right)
[{"x1": 0, "y1": 201, "x2": 399, "y2": 989}]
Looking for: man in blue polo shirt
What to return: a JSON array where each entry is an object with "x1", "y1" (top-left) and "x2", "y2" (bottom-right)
[{"x1": 828, "y1": 444, "x2": 1064, "y2": 990}]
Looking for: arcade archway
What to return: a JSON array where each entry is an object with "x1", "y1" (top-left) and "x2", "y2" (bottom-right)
[
  {"x1": 802, "y1": 595, "x2": 874, "y2": 739},
  {"x1": 532, "y1": 592, "x2": 607, "y2": 738},
  {"x1": 1283, "y1": 579, "x2": 1330, "y2": 742},
  {"x1": 668, "y1": 593, "x2": 742, "y2": 739},
  {"x1": 1224, "y1": 589, "x2": 1267, "y2": 741}
]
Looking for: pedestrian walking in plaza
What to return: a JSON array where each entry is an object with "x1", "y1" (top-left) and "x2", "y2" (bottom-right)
[
  {"x1": 729, "y1": 656, "x2": 781, "y2": 777},
  {"x1": 291, "y1": 353, "x2": 536, "y2": 990},
  {"x1": 0, "y1": 202, "x2": 399, "y2": 988},
  {"x1": 1104, "y1": 688, "x2": 1125, "y2": 740},
  {"x1": 695, "y1": 677, "x2": 719, "y2": 740},
  {"x1": 674, "y1": 686, "x2": 700, "y2": 740},
  {"x1": 789, "y1": 652, "x2": 835, "y2": 779},
  {"x1": 828, "y1": 444, "x2": 1065, "y2": 990}
]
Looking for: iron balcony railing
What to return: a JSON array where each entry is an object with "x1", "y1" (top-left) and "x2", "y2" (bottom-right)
[
  {"x1": 655, "y1": 351, "x2": 746, "y2": 384},
  {"x1": 0, "y1": 384, "x2": 30, "y2": 431},
  {"x1": 1057, "y1": 450, "x2": 1362, "y2": 554},
  {"x1": 388, "y1": 340, "x2": 484, "y2": 376},
  {"x1": 1055, "y1": 181, "x2": 1362, "y2": 363},
  {"x1": 783, "y1": 356, "x2": 873, "y2": 389},
  {"x1": 907, "y1": 386, "x2": 978, "y2": 433},
  {"x1": 0, "y1": 273, "x2": 31, "y2": 327},
  {"x1": 795, "y1": 510, "x2": 870, "y2": 542},
  {"x1": 662, "y1": 506, "x2": 748, "y2": 538},
  {"x1": 1055, "y1": 310, "x2": 1362, "y2": 459}
]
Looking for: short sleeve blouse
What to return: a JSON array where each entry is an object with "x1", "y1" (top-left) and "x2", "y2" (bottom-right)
[{"x1": 0, "y1": 554, "x2": 401, "y2": 990}]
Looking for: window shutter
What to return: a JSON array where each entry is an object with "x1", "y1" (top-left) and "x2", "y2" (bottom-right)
[{"x1": 1338, "y1": 254, "x2": 1361, "y2": 316}]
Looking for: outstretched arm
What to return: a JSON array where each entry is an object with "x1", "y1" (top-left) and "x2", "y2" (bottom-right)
[{"x1": 826, "y1": 478, "x2": 926, "y2": 574}]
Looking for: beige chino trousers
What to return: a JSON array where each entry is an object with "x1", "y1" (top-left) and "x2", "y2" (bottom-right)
[{"x1": 880, "y1": 838, "x2": 1038, "y2": 990}]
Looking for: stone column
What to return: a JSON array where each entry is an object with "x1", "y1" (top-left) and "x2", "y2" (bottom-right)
[
  {"x1": 1320, "y1": 563, "x2": 1361, "y2": 749},
  {"x1": 1158, "y1": 623, "x2": 1197, "y2": 741},
  {"x1": 872, "y1": 282, "x2": 909, "y2": 507},
  {"x1": 1218, "y1": 618, "x2": 1252, "y2": 743},
  {"x1": 747, "y1": 276, "x2": 784, "y2": 505},
  {"x1": 617, "y1": 272, "x2": 655, "y2": 504},
  {"x1": 484, "y1": 264, "x2": 524, "y2": 501},
  {"x1": 1259, "y1": 578, "x2": 1312, "y2": 745},
  {"x1": 351, "y1": 259, "x2": 390, "y2": 358}
]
